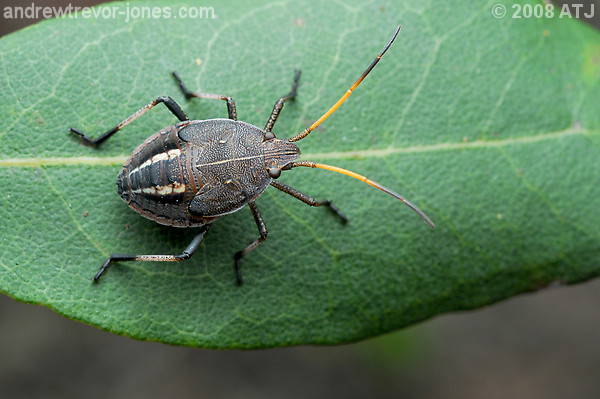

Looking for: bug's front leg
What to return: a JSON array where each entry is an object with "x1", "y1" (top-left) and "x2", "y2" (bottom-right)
[
  {"x1": 269, "y1": 180, "x2": 348, "y2": 223},
  {"x1": 263, "y1": 69, "x2": 301, "y2": 137},
  {"x1": 93, "y1": 224, "x2": 210, "y2": 282},
  {"x1": 234, "y1": 201, "x2": 268, "y2": 286}
]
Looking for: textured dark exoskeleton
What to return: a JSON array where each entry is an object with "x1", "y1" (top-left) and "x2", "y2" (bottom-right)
[{"x1": 70, "y1": 25, "x2": 434, "y2": 285}]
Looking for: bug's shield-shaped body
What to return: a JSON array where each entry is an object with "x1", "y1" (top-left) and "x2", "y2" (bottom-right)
[{"x1": 117, "y1": 118, "x2": 299, "y2": 227}]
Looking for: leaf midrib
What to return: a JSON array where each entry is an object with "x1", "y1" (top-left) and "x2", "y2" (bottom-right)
[{"x1": 0, "y1": 127, "x2": 593, "y2": 168}]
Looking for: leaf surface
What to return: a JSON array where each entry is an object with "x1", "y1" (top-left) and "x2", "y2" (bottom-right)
[{"x1": 0, "y1": 0, "x2": 598, "y2": 348}]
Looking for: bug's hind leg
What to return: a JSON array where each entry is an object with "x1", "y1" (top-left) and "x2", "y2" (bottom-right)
[
  {"x1": 93, "y1": 224, "x2": 210, "y2": 282},
  {"x1": 70, "y1": 96, "x2": 189, "y2": 146},
  {"x1": 270, "y1": 180, "x2": 348, "y2": 223},
  {"x1": 172, "y1": 71, "x2": 238, "y2": 120},
  {"x1": 263, "y1": 69, "x2": 301, "y2": 138},
  {"x1": 234, "y1": 201, "x2": 268, "y2": 286}
]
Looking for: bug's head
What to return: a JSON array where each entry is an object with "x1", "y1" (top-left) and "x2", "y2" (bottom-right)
[{"x1": 262, "y1": 136, "x2": 300, "y2": 179}]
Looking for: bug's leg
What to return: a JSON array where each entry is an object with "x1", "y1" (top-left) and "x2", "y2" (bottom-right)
[
  {"x1": 234, "y1": 201, "x2": 268, "y2": 286},
  {"x1": 263, "y1": 69, "x2": 302, "y2": 137},
  {"x1": 93, "y1": 224, "x2": 210, "y2": 282},
  {"x1": 70, "y1": 96, "x2": 189, "y2": 146},
  {"x1": 172, "y1": 71, "x2": 237, "y2": 121},
  {"x1": 270, "y1": 180, "x2": 348, "y2": 224}
]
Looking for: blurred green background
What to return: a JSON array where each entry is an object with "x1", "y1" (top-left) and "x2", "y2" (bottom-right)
[{"x1": 1, "y1": 1, "x2": 599, "y2": 398}]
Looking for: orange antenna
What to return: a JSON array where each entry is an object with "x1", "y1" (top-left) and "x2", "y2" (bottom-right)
[
  {"x1": 291, "y1": 161, "x2": 435, "y2": 228},
  {"x1": 288, "y1": 25, "x2": 401, "y2": 143}
]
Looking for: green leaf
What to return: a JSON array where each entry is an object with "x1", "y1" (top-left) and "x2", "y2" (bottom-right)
[{"x1": 1, "y1": 0, "x2": 599, "y2": 348}]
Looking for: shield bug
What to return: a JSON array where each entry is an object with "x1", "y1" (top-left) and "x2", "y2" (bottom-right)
[{"x1": 70, "y1": 25, "x2": 434, "y2": 285}]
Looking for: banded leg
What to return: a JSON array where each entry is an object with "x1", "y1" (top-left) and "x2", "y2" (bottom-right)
[
  {"x1": 93, "y1": 224, "x2": 210, "y2": 282},
  {"x1": 263, "y1": 69, "x2": 302, "y2": 137},
  {"x1": 234, "y1": 201, "x2": 268, "y2": 286},
  {"x1": 70, "y1": 96, "x2": 189, "y2": 146},
  {"x1": 270, "y1": 180, "x2": 348, "y2": 224},
  {"x1": 172, "y1": 71, "x2": 238, "y2": 120}
]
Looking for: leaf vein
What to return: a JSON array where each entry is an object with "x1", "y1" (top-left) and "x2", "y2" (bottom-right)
[{"x1": 39, "y1": 167, "x2": 108, "y2": 257}]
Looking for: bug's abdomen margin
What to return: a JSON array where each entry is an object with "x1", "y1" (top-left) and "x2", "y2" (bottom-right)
[{"x1": 117, "y1": 122, "x2": 210, "y2": 227}]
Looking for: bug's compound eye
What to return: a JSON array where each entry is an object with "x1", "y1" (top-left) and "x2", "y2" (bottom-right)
[
  {"x1": 267, "y1": 167, "x2": 281, "y2": 179},
  {"x1": 264, "y1": 132, "x2": 276, "y2": 141}
]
